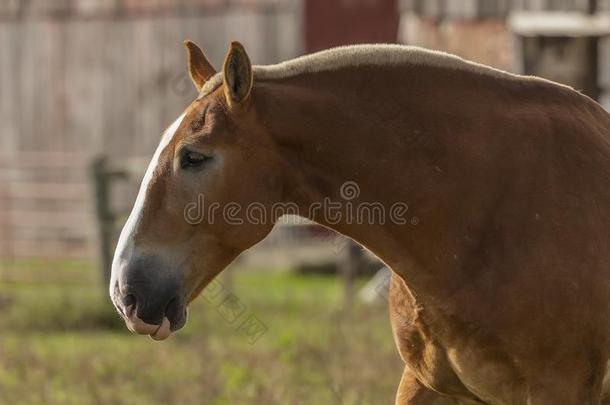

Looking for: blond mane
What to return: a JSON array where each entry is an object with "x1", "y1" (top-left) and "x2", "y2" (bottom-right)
[{"x1": 199, "y1": 43, "x2": 544, "y2": 98}]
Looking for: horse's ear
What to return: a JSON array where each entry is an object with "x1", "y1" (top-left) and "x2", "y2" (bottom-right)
[
  {"x1": 184, "y1": 40, "x2": 216, "y2": 92},
  {"x1": 222, "y1": 41, "x2": 253, "y2": 107}
]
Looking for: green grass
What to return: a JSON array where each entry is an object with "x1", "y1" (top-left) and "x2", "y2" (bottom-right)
[{"x1": 0, "y1": 264, "x2": 402, "y2": 404}]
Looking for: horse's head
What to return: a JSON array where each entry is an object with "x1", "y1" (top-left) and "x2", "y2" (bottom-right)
[{"x1": 110, "y1": 41, "x2": 282, "y2": 340}]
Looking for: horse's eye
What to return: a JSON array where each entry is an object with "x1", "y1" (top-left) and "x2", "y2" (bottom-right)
[{"x1": 180, "y1": 150, "x2": 209, "y2": 170}]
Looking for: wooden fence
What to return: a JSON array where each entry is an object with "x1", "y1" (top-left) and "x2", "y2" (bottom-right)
[
  {"x1": 0, "y1": 2, "x2": 302, "y2": 262},
  {"x1": 0, "y1": 152, "x2": 94, "y2": 259}
]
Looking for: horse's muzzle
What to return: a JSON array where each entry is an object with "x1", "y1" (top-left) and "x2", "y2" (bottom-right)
[{"x1": 111, "y1": 253, "x2": 188, "y2": 340}]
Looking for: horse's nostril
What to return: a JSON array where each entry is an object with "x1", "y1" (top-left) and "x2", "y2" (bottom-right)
[
  {"x1": 164, "y1": 297, "x2": 182, "y2": 326},
  {"x1": 165, "y1": 297, "x2": 176, "y2": 315},
  {"x1": 122, "y1": 293, "x2": 137, "y2": 309}
]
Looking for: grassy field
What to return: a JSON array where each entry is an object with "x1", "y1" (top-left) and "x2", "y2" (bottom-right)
[{"x1": 0, "y1": 260, "x2": 402, "y2": 404}]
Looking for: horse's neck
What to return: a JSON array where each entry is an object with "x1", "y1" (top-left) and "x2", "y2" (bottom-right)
[{"x1": 260, "y1": 68, "x2": 493, "y2": 295}]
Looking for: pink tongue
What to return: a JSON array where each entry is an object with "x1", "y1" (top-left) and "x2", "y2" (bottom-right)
[{"x1": 150, "y1": 317, "x2": 172, "y2": 341}]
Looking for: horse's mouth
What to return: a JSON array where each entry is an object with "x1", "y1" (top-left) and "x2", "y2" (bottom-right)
[
  {"x1": 122, "y1": 312, "x2": 186, "y2": 341},
  {"x1": 113, "y1": 295, "x2": 188, "y2": 341},
  {"x1": 149, "y1": 317, "x2": 172, "y2": 341}
]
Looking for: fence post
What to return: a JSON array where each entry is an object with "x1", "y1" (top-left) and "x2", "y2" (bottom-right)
[
  {"x1": 91, "y1": 156, "x2": 116, "y2": 287},
  {"x1": 340, "y1": 241, "x2": 361, "y2": 306}
]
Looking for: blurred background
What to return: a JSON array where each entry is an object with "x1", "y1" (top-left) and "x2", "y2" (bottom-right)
[{"x1": 1, "y1": 0, "x2": 609, "y2": 403}]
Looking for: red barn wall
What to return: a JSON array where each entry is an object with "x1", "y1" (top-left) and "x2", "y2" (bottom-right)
[{"x1": 305, "y1": 0, "x2": 399, "y2": 53}]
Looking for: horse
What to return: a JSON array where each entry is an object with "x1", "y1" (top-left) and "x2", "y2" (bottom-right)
[{"x1": 109, "y1": 40, "x2": 610, "y2": 404}]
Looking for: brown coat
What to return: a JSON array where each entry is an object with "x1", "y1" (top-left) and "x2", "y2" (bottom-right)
[{"x1": 111, "y1": 42, "x2": 610, "y2": 404}]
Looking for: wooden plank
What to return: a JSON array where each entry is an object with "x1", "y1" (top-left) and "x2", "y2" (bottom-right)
[
  {"x1": 5, "y1": 182, "x2": 89, "y2": 200},
  {"x1": 0, "y1": 151, "x2": 91, "y2": 167},
  {"x1": 1, "y1": 226, "x2": 95, "y2": 239},
  {"x1": 508, "y1": 12, "x2": 610, "y2": 36},
  {"x1": 100, "y1": 19, "x2": 138, "y2": 160},
  {"x1": 64, "y1": 19, "x2": 105, "y2": 154},
  {"x1": 0, "y1": 233, "x2": 94, "y2": 248},
  {"x1": 1, "y1": 200, "x2": 91, "y2": 214},
  {"x1": 446, "y1": 0, "x2": 478, "y2": 19},
  {"x1": 600, "y1": 36, "x2": 610, "y2": 88},
  {"x1": 0, "y1": 210, "x2": 92, "y2": 228},
  {"x1": 18, "y1": 20, "x2": 37, "y2": 152},
  {"x1": 0, "y1": 1, "x2": 19, "y2": 18},
  {"x1": 4, "y1": 241, "x2": 92, "y2": 259},
  {"x1": 0, "y1": 23, "x2": 18, "y2": 153}
]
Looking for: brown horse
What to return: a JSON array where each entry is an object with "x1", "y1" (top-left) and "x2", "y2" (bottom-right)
[{"x1": 110, "y1": 40, "x2": 610, "y2": 404}]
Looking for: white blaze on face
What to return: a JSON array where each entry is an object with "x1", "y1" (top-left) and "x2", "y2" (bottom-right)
[{"x1": 110, "y1": 113, "x2": 186, "y2": 296}]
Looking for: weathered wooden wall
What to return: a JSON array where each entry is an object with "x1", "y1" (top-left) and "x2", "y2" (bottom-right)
[
  {"x1": 0, "y1": 10, "x2": 301, "y2": 157},
  {"x1": 0, "y1": 1, "x2": 302, "y2": 260},
  {"x1": 399, "y1": 0, "x2": 610, "y2": 18},
  {"x1": 398, "y1": 0, "x2": 610, "y2": 104}
]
